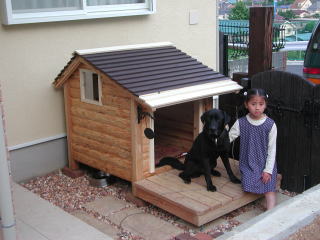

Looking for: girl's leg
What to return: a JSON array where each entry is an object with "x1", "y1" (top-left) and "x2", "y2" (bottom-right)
[{"x1": 265, "y1": 192, "x2": 276, "y2": 210}]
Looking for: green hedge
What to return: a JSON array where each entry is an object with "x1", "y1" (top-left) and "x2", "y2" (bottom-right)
[{"x1": 287, "y1": 50, "x2": 306, "y2": 61}]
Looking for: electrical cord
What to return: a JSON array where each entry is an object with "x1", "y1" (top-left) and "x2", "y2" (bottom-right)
[{"x1": 231, "y1": 106, "x2": 241, "y2": 176}]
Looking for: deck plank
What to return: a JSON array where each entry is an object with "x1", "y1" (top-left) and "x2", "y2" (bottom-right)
[
  {"x1": 136, "y1": 179, "x2": 207, "y2": 214},
  {"x1": 133, "y1": 180, "x2": 199, "y2": 223},
  {"x1": 165, "y1": 171, "x2": 233, "y2": 205},
  {"x1": 158, "y1": 172, "x2": 222, "y2": 210},
  {"x1": 170, "y1": 169, "x2": 244, "y2": 200},
  {"x1": 133, "y1": 159, "x2": 263, "y2": 226},
  {"x1": 146, "y1": 175, "x2": 210, "y2": 215},
  {"x1": 216, "y1": 158, "x2": 241, "y2": 179},
  {"x1": 196, "y1": 192, "x2": 261, "y2": 226}
]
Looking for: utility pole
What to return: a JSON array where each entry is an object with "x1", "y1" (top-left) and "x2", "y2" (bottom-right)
[
  {"x1": 0, "y1": 99, "x2": 17, "y2": 240},
  {"x1": 248, "y1": 7, "x2": 274, "y2": 77}
]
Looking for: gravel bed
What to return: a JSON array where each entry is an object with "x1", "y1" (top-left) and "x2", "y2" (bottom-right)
[
  {"x1": 285, "y1": 215, "x2": 320, "y2": 240},
  {"x1": 21, "y1": 170, "x2": 296, "y2": 240}
]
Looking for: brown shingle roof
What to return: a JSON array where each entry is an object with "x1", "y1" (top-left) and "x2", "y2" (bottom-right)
[{"x1": 78, "y1": 45, "x2": 229, "y2": 96}]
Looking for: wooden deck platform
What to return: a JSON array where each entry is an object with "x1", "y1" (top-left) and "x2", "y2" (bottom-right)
[{"x1": 133, "y1": 159, "x2": 262, "y2": 226}]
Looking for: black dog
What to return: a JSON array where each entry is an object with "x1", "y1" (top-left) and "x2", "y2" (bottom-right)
[{"x1": 156, "y1": 109, "x2": 241, "y2": 192}]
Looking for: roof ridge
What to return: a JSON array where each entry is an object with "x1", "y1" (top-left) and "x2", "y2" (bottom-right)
[{"x1": 75, "y1": 42, "x2": 173, "y2": 55}]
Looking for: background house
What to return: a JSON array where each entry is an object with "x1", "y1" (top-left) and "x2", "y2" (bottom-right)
[
  {"x1": 292, "y1": 9, "x2": 311, "y2": 17},
  {"x1": 291, "y1": 0, "x2": 313, "y2": 10},
  {"x1": 0, "y1": 0, "x2": 220, "y2": 182}
]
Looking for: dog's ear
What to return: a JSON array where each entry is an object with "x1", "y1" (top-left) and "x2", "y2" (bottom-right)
[
  {"x1": 201, "y1": 111, "x2": 208, "y2": 124},
  {"x1": 224, "y1": 111, "x2": 231, "y2": 125}
]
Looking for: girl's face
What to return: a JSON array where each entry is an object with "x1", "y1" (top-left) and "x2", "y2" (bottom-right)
[{"x1": 245, "y1": 95, "x2": 266, "y2": 120}]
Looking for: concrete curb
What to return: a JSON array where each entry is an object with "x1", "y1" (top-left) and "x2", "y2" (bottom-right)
[{"x1": 217, "y1": 184, "x2": 320, "y2": 240}]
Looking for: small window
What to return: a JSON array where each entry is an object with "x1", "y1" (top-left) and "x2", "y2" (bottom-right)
[{"x1": 80, "y1": 69, "x2": 102, "y2": 105}]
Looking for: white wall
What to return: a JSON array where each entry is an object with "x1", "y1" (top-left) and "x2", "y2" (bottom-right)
[{"x1": 0, "y1": 0, "x2": 218, "y2": 148}]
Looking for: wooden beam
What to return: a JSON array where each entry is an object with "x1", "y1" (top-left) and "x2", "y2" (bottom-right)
[
  {"x1": 203, "y1": 97, "x2": 213, "y2": 111},
  {"x1": 149, "y1": 112, "x2": 155, "y2": 173},
  {"x1": 54, "y1": 56, "x2": 82, "y2": 88},
  {"x1": 63, "y1": 82, "x2": 79, "y2": 170},
  {"x1": 248, "y1": 7, "x2": 273, "y2": 78},
  {"x1": 131, "y1": 98, "x2": 143, "y2": 185},
  {"x1": 193, "y1": 100, "x2": 205, "y2": 139}
]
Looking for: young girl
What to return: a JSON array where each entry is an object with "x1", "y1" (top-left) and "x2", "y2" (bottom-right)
[{"x1": 229, "y1": 88, "x2": 277, "y2": 210}]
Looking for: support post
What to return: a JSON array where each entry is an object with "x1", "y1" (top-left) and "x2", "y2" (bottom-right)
[
  {"x1": 194, "y1": 100, "x2": 205, "y2": 139},
  {"x1": 61, "y1": 82, "x2": 84, "y2": 178},
  {"x1": 148, "y1": 112, "x2": 155, "y2": 173},
  {"x1": 131, "y1": 98, "x2": 143, "y2": 184},
  {"x1": 0, "y1": 99, "x2": 17, "y2": 240},
  {"x1": 219, "y1": 32, "x2": 229, "y2": 77},
  {"x1": 248, "y1": 7, "x2": 273, "y2": 78}
]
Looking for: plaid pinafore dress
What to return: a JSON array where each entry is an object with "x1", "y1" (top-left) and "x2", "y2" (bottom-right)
[{"x1": 239, "y1": 116, "x2": 277, "y2": 194}]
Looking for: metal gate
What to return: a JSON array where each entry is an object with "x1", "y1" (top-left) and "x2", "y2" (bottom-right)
[{"x1": 251, "y1": 70, "x2": 320, "y2": 193}]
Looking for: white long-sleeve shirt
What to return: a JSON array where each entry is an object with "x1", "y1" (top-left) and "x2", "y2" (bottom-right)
[{"x1": 229, "y1": 114, "x2": 277, "y2": 174}]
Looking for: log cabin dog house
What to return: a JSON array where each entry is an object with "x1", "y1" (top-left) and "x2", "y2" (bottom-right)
[{"x1": 54, "y1": 42, "x2": 261, "y2": 226}]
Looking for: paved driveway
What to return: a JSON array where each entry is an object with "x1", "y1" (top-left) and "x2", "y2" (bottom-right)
[{"x1": 286, "y1": 61, "x2": 303, "y2": 76}]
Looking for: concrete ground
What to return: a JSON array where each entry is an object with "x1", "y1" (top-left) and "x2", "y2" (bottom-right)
[
  {"x1": 285, "y1": 60, "x2": 303, "y2": 76},
  {"x1": 0, "y1": 183, "x2": 112, "y2": 240}
]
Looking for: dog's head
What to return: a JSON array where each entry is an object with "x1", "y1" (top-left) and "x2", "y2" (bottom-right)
[{"x1": 201, "y1": 109, "x2": 230, "y2": 141}]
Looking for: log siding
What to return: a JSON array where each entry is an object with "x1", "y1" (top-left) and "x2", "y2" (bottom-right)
[{"x1": 67, "y1": 64, "x2": 133, "y2": 181}]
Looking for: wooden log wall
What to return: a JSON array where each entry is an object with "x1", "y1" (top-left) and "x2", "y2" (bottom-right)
[{"x1": 67, "y1": 63, "x2": 133, "y2": 181}]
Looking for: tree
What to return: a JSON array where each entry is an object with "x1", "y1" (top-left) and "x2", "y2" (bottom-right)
[
  {"x1": 313, "y1": 13, "x2": 320, "y2": 19},
  {"x1": 304, "y1": 21, "x2": 317, "y2": 33},
  {"x1": 278, "y1": 10, "x2": 297, "y2": 20},
  {"x1": 277, "y1": 0, "x2": 295, "y2": 5},
  {"x1": 264, "y1": 0, "x2": 274, "y2": 6},
  {"x1": 229, "y1": 2, "x2": 249, "y2": 20}
]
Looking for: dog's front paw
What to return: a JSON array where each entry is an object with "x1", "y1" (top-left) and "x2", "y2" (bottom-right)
[
  {"x1": 184, "y1": 179, "x2": 191, "y2": 184},
  {"x1": 207, "y1": 184, "x2": 217, "y2": 192},
  {"x1": 230, "y1": 176, "x2": 241, "y2": 184},
  {"x1": 179, "y1": 172, "x2": 191, "y2": 184},
  {"x1": 211, "y1": 169, "x2": 221, "y2": 177}
]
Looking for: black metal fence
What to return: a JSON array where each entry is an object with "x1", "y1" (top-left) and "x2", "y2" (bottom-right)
[{"x1": 219, "y1": 20, "x2": 286, "y2": 59}]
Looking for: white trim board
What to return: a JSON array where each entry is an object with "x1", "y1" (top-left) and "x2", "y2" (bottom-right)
[
  {"x1": 140, "y1": 80, "x2": 242, "y2": 109},
  {"x1": 75, "y1": 42, "x2": 173, "y2": 55},
  {"x1": 8, "y1": 134, "x2": 67, "y2": 151}
]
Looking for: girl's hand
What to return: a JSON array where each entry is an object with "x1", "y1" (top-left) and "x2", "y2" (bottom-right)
[{"x1": 261, "y1": 172, "x2": 271, "y2": 184}]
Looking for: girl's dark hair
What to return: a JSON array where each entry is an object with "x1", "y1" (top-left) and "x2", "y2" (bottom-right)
[
  {"x1": 236, "y1": 88, "x2": 269, "y2": 117},
  {"x1": 244, "y1": 88, "x2": 268, "y2": 103}
]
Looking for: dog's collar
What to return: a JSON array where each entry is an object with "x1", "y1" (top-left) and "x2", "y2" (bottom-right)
[{"x1": 214, "y1": 126, "x2": 228, "y2": 145}]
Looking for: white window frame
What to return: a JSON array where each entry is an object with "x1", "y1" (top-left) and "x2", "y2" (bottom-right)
[
  {"x1": 80, "y1": 69, "x2": 102, "y2": 106},
  {"x1": 1, "y1": 0, "x2": 156, "y2": 25}
]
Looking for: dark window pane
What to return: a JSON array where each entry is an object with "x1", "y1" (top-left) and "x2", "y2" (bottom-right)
[{"x1": 92, "y1": 73, "x2": 99, "y2": 101}]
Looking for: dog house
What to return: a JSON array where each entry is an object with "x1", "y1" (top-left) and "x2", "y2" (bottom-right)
[{"x1": 54, "y1": 42, "x2": 261, "y2": 226}]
